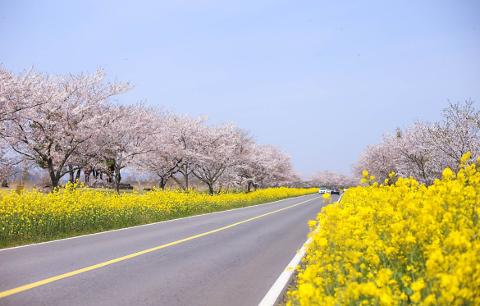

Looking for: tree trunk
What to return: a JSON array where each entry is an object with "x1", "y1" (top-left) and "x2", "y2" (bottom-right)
[
  {"x1": 247, "y1": 181, "x2": 253, "y2": 193},
  {"x1": 159, "y1": 177, "x2": 167, "y2": 190},
  {"x1": 106, "y1": 159, "x2": 115, "y2": 184},
  {"x1": 179, "y1": 164, "x2": 189, "y2": 191},
  {"x1": 47, "y1": 159, "x2": 60, "y2": 189},
  {"x1": 49, "y1": 173, "x2": 60, "y2": 189},
  {"x1": 114, "y1": 164, "x2": 122, "y2": 193},
  {"x1": 207, "y1": 183, "x2": 214, "y2": 195},
  {"x1": 68, "y1": 165, "x2": 75, "y2": 183},
  {"x1": 171, "y1": 176, "x2": 185, "y2": 190},
  {"x1": 75, "y1": 168, "x2": 81, "y2": 182},
  {"x1": 185, "y1": 173, "x2": 189, "y2": 190},
  {"x1": 1, "y1": 178, "x2": 8, "y2": 188},
  {"x1": 84, "y1": 168, "x2": 91, "y2": 185}
]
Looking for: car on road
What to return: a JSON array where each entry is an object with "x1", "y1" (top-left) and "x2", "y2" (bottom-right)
[
  {"x1": 330, "y1": 188, "x2": 341, "y2": 195},
  {"x1": 318, "y1": 187, "x2": 331, "y2": 194}
]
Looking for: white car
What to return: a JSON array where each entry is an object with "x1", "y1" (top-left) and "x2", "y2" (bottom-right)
[{"x1": 318, "y1": 188, "x2": 331, "y2": 194}]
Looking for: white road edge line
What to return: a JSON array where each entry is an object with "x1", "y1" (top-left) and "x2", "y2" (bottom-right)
[
  {"x1": 258, "y1": 194, "x2": 343, "y2": 306},
  {"x1": 258, "y1": 237, "x2": 312, "y2": 306},
  {"x1": 0, "y1": 193, "x2": 314, "y2": 252}
]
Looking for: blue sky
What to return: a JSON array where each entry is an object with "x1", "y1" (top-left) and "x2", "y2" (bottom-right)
[{"x1": 1, "y1": 1, "x2": 479, "y2": 177}]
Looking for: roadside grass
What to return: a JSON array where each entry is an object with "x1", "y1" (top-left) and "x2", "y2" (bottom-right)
[{"x1": 0, "y1": 185, "x2": 317, "y2": 248}]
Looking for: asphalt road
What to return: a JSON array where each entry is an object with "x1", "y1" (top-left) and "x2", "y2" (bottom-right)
[{"x1": 0, "y1": 193, "x2": 333, "y2": 306}]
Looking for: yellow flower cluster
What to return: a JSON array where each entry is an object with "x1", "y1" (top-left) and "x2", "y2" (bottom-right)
[
  {"x1": 288, "y1": 155, "x2": 480, "y2": 305},
  {"x1": 0, "y1": 186, "x2": 317, "y2": 248}
]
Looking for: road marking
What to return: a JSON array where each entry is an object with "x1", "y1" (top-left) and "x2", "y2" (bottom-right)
[
  {"x1": 0, "y1": 196, "x2": 320, "y2": 299},
  {"x1": 258, "y1": 238, "x2": 312, "y2": 306},
  {"x1": 0, "y1": 194, "x2": 313, "y2": 253},
  {"x1": 258, "y1": 194, "x2": 342, "y2": 306}
]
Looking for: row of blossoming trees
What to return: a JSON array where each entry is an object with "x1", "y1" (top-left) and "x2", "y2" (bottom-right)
[
  {"x1": 310, "y1": 170, "x2": 356, "y2": 189},
  {"x1": 0, "y1": 68, "x2": 297, "y2": 193},
  {"x1": 307, "y1": 101, "x2": 479, "y2": 188},
  {"x1": 355, "y1": 101, "x2": 480, "y2": 184}
]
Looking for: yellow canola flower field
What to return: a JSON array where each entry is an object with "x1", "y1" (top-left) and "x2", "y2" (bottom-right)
[
  {"x1": 288, "y1": 155, "x2": 480, "y2": 305},
  {"x1": 0, "y1": 186, "x2": 317, "y2": 248}
]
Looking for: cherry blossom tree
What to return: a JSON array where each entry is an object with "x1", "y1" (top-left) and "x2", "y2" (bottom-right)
[
  {"x1": 392, "y1": 123, "x2": 442, "y2": 184},
  {"x1": 167, "y1": 115, "x2": 205, "y2": 190},
  {"x1": 0, "y1": 67, "x2": 55, "y2": 123},
  {"x1": 236, "y1": 144, "x2": 297, "y2": 191},
  {"x1": 311, "y1": 170, "x2": 356, "y2": 188},
  {"x1": 1, "y1": 66, "x2": 307, "y2": 191},
  {"x1": 0, "y1": 69, "x2": 130, "y2": 188},
  {"x1": 354, "y1": 139, "x2": 398, "y2": 183},
  {"x1": 426, "y1": 101, "x2": 480, "y2": 172},
  {"x1": 255, "y1": 145, "x2": 297, "y2": 187},
  {"x1": 192, "y1": 124, "x2": 251, "y2": 194},
  {"x1": 355, "y1": 101, "x2": 480, "y2": 184},
  {"x1": 94, "y1": 104, "x2": 157, "y2": 192},
  {"x1": 135, "y1": 113, "x2": 183, "y2": 189},
  {"x1": 0, "y1": 141, "x2": 15, "y2": 187},
  {"x1": 136, "y1": 116, "x2": 298, "y2": 192}
]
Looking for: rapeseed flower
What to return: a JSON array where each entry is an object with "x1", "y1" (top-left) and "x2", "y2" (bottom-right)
[
  {"x1": 288, "y1": 153, "x2": 480, "y2": 305},
  {"x1": 0, "y1": 186, "x2": 317, "y2": 247}
]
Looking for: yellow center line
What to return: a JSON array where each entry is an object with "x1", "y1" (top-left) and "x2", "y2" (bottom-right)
[{"x1": 0, "y1": 196, "x2": 320, "y2": 299}]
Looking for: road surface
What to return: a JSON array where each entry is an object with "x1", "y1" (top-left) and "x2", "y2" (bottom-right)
[{"x1": 0, "y1": 193, "x2": 333, "y2": 306}]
